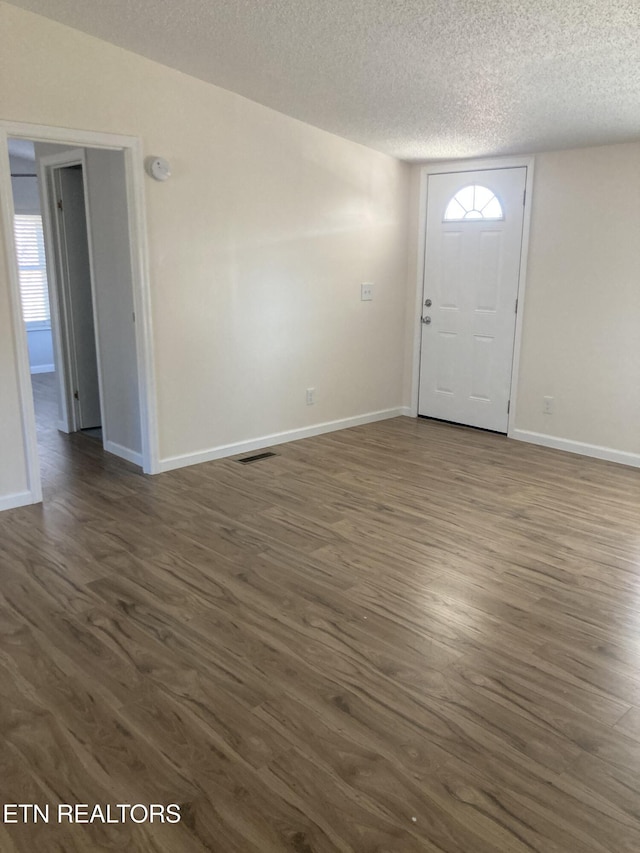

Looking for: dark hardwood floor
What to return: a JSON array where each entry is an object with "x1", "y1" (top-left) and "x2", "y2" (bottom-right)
[{"x1": 1, "y1": 373, "x2": 640, "y2": 851}]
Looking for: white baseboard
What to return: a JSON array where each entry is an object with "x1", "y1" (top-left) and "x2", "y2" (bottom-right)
[
  {"x1": 30, "y1": 364, "x2": 55, "y2": 374},
  {"x1": 511, "y1": 429, "x2": 640, "y2": 468},
  {"x1": 104, "y1": 440, "x2": 143, "y2": 468},
  {"x1": 0, "y1": 490, "x2": 39, "y2": 511},
  {"x1": 159, "y1": 407, "x2": 408, "y2": 473}
]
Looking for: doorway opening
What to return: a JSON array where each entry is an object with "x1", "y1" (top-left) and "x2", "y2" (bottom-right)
[
  {"x1": 10, "y1": 143, "x2": 105, "y2": 463},
  {"x1": 1, "y1": 122, "x2": 159, "y2": 507}
]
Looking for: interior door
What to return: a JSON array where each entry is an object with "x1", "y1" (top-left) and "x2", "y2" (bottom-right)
[
  {"x1": 55, "y1": 165, "x2": 102, "y2": 430},
  {"x1": 418, "y1": 167, "x2": 526, "y2": 432}
]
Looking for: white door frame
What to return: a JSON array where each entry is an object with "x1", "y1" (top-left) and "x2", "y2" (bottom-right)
[
  {"x1": 38, "y1": 148, "x2": 104, "y2": 435},
  {"x1": 0, "y1": 120, "x2": 160, "y2": 501},
  {"x1": 409, "y1": 155, "x2": 535, "y2": 436}
]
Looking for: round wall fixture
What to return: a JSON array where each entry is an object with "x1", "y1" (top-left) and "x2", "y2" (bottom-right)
[{"x1": 145, "y1": 156, "x2": 171, "y2": 181}]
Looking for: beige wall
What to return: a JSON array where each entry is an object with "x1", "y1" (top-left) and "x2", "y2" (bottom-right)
[
  {"x1": 516, "y1": 142, "x2": 640, "y2": 455},
  {"x1": 2, "y1": 3, "x2": 637, "y2": 509},
  {"x1": 408, "y1": 142, "x2": 640, "y2": 462},
  {"x1": 0, "y1": 2, "x2": 410, "y2": 501},
  {"x1": 82, "y1": 148, "x2": 142, "y2": 459}
]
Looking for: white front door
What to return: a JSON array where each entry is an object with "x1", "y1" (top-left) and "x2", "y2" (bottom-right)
[{"x1": 418, "y1": 167, "x2": 526, "y2": 432}]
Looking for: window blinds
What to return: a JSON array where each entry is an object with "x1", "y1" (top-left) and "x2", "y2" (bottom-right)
[{"x1": 14, "y1": 214, "x2": 50, "y2": 326}]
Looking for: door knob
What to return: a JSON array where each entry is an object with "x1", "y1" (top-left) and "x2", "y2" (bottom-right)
[
  {"x1": 424, "y1": 299, "x2": 432, "y2": 307},
  {"x1": 422, "y1": 316, "x2": 431, "y2": 325}
]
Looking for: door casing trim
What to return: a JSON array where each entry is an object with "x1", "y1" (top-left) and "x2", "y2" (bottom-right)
[
  {"x1": 0, "y1": 120, "x2": 160, "y2": 509},
  {"x1": 409, "y1": 155, "x2": 535, "y2": 436},
  {"x1": 38, "y1": 148, "x2": 100, "y2": 436}
]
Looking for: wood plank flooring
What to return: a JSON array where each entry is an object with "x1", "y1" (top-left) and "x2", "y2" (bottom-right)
[{"x1": 1, "y1": 374, "x2": 640, "y2": 850}]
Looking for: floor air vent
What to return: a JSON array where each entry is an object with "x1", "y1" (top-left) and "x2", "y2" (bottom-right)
[{"x1": 236, "y1": 451, "x2": 278, "y2": 465}]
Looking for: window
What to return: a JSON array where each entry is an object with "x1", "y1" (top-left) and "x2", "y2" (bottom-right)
[
  {"x1": 444, "y1": 185, "x2": 504, "y2": 221},
  {"x1": 14, "y1": 214, "x2": 50, "y2": 327}
]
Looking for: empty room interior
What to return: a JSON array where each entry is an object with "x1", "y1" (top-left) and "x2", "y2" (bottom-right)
[{"x1": 0, "y1": 1, "x2": 639, "y2": 851}]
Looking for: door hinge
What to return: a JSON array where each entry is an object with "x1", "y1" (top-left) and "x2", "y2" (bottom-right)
[
  {"x1": 132, "y1": 311, "x2": 136, "y2": 323},
  {"x1": 507, "y1": 400, "x2": 510, "y2": 414},
  {"x1": 523, "y1": 189, "x2": 526, "y2": 206},
  {"x1": 73, "y1": 390, "x2": 79, "y2": 400},
  {"x1": 515, "y1": 298, "x2": 518, "y2": 314},
  {"x1": 57, "y1": 199, "x2": 63, "y2": 211}
]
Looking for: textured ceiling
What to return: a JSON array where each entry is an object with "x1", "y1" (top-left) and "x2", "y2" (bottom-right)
[{"x1": 6, "y1": 0, "x2": 640, "y2": 161}]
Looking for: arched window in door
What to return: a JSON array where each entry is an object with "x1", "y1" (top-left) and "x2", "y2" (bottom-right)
[{"x1": 443, "y1": 185, "x2": 504, "y2": 221}]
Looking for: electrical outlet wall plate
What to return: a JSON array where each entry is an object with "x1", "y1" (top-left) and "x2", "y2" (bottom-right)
[{"x1": 361, "y1": 282, "x2": 373, "y2": 301}]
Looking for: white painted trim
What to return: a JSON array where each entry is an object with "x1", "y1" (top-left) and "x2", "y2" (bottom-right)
[
  {"x1": 36, "y1": 149, "x2": 85, "y2": 168},
  {"x1": 74, "y1": 153, "x2": 108, "y2": 439},
  {"x1": 40, "y1": 149, "x2": 94, "y2": 435},
  {"x1": 0, "y1": 491, "x2": 38, "y2": 512},
  {"x1": 408, "y1": 166, "x2": 429, "y2": 417},
  {"x1": 158, "y1": 408, "x2": 408, "y2": 473},
  {"x1": 36, "y1": 149, "x2": 73, "y2": 432},
  {"x1": 419, "y1": 155, "x2": 537, "y2": 174},
  {"x1": 512, "y1": 429, "x2": 640, "y2": 469},
  {"x1": 30, "y1": 364, "x2": 55, "y2": 374},
  {"x1": 104, "y1": 440, "x2": 143, "y2": 467},
  {"x1": 410, "y1": 155, "x2": 535, "y2": 431},
  {"x1": 506, "y1": 160, "x2": 535, "y2": 435},
  {"x1": 0, "y1": 120, "x2": 159, "y2": 501},
  {"x1": 124, "y1": 137, "x2": 160, "y2": 474},
  {"x1": 2, "y1": 121, "x2": 139, "y2": 153},
  {"x1": 0, "y1": 128, "x2": 42, "y2": 505}
]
